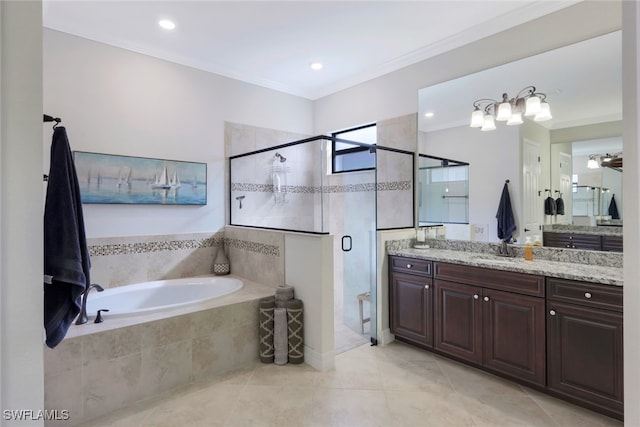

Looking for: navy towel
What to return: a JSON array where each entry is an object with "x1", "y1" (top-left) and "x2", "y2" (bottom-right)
[
  {"x1": 609, "y1": 194, "x2": 620, "y2": 220},
  {"x1": 555, "y1": 196, "x2": 565, "y2": 215},
  {"x1": 496, "y1": 182, "x2": 516, "y2": 242},
  {"x1": 44, "y1": 127, "x2": 91, "y2": 348},
  {"x1": 544, "y1": 196, "x2": 557, "y2": 215}
]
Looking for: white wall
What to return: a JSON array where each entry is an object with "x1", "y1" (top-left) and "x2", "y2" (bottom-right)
[
  {"x1": 43, "y1": 29, "x2": 313, "y2": 238},
  {"x1": 622, "y1": 2, "x2": 640, "y2": 423},
  {"x1": 1, "y1": 2, "x2": 45, "y2": 425},
  {"x1": 313, "y1": 2, "x2": 621, "y2": 135}
]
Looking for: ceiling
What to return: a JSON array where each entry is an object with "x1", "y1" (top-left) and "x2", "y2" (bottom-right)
[
  {"x1": 42, "y1": 1, "x2": 576, "y2": 100},
  {"x1": 418, "y1": 30, "x2": 622, "y2": 132}
]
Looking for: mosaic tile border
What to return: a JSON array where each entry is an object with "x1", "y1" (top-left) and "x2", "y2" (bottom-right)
[
  {"x1": 231, "y1": 180, "x2": 412, "y2": 194},
  {"x1": 89, "y1": 236, "x2": 280, "y2": 258}
]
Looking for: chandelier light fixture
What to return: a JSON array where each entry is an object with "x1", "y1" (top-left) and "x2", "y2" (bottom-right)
[
  {"x1": 587, "y1": 153, "x2": 622, "y2": 170},
  {"x1": 470, "y1": 86, "x2": 552, "y2": 131}
]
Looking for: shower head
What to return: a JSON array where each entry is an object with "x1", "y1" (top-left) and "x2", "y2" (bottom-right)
[{"x1": 275, "y1": 152, "x2": 287, "y2": 162}]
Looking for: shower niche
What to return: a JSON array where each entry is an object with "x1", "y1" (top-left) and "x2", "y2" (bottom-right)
[{"x1": 230, "y1": 136, "x2": 331, "y2": 233}]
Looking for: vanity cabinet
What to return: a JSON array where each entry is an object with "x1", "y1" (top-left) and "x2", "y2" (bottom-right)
[
  {"x1": 602, "y1": 235, "x2": 623, "y2": 252},
  {"x1": 389, "y1": 256, "x2": 433, "y2": 348},
  {"x1": 543, "y1": 232, "x2": 602, "y2": 250},
  {"x1": 433, "y1": 262, "x2": 546, "y2": 386},
  {"x1": 546, "y1": 278, "x2": 623, "y2": 420}
]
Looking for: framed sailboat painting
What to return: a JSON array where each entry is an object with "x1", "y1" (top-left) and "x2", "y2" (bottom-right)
[{"x1": 73, "y1": 151, "x2": 207, "y2": 205}]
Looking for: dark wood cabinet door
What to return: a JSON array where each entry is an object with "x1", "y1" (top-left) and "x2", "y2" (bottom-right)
[
  {"x1": 482, "y1": 289, "x2": 546, "y2": 386},
  {"x1": 434, "y1": 280, "x2": 482, "y2": 365},
  {"x1": 547, "y1": 301, "x2": 623, "y2": 419},
  {"x1": 390, "y1": 272, "x2": 433, "y2": 347},
  {"x1": 601, "y1": 235, "x2": 623, "y2": 252}
]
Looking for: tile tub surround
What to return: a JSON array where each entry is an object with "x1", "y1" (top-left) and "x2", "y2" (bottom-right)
[
  {"x1": 387, "y1": 238, "x2": 623, "y2": 286},
  {"x1": 88, "y1": 232, "x2": 224, "y2": 289},
  {"x1": 44, "y1": 277, "x2": 274, "y2": 427}
]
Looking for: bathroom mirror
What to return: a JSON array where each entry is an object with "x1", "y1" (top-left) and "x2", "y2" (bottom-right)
[
  {"x1": 417, "y1": 30, "x2": 622, "y2": 248},
  {"x1": 418, "y1": 154, "x2": 469, "y2": 225}
]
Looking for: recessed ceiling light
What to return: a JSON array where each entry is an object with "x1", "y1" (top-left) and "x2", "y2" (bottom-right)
[
  {"x1": 159, "y1": 19, "x2": 176, "y2": 30},
  {"x1": 309, "y1": 62, "x2": 323, "y2": 71},
  {"x1": 424, "y1": 112, "x2": 434, "y2": 118}
]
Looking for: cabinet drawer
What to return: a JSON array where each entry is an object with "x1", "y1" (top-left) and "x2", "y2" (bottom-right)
[
  {"x1": 434, "y1": 262, "x2": 544, "y2": 297},
  {"x1": 547, "y1": 278, "x2": 622, "y2": 312},
  {"x1": 390, "y1": 256, "x2": 432, "y2": 276},
  {"x1": 543, "y1": 232, "x2": 602, "y2": 250}
]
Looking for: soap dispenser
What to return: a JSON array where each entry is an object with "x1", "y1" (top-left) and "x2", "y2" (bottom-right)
[{"x1": 524, "y1": 236, "x2": 534, "y2": 261}]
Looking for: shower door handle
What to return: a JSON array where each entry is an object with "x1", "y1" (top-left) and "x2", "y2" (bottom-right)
[{"x1": 342, "y1": 235, "x2": 352, "y2": 252}]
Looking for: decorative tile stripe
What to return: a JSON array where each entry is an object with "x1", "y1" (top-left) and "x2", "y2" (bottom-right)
[
  {"x1": 89, "y1": 236, "x2": 280, "y2": 258},
  {"x1": 225, "y1": 238, "x2": 280, "y2": 257},
  {"x1": 376, "y1": 180, "x2": 412, "y2": 191},
  {"x1": 232, "y1": 181, "x2": 412, "y2": 194},
  {"x1": 232, "y1": 183, "x2": 321, "y2": 194}
]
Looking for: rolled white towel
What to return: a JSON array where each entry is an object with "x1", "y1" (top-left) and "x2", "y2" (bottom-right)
[{"x1": 274, "y1": 308, "x2": 288, "y2": 365}]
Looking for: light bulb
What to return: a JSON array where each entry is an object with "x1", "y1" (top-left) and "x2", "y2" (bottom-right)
[{"x1": 587, "y1": 158, "x2": 599, "y2": 169}]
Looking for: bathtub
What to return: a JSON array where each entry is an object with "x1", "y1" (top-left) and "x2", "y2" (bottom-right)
[{"x1": 86, "y1": 275, "x2": 244, "y2": 318}]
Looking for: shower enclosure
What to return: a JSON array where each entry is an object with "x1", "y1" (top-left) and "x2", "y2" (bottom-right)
[{"x1": 229, "y1": 136, "x2": 330, "y2": 233}]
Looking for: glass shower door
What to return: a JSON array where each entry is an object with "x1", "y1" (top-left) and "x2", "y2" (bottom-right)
[{"x1": 341, "y1": 170, "x2": 377, "y2": 345}]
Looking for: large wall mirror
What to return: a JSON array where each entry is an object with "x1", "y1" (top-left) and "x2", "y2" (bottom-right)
[{"x1": 417, "y1": 30, "x2": 622, "y2": 249}]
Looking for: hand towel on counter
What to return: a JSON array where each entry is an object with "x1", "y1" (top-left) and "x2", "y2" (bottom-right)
[
  {"x1": 609, "y1": 194, "x2": 620, "y2": 219},
  {"x1": 44, "y1": 127, "x2": 91, "y2": 348},
  {"x1": 496, "y1": 182, "x2": 516, "y2": 242}
]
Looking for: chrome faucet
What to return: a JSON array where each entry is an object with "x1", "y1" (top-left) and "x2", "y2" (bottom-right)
[
  {"x1": 497, "y1": 239, "x2": 516, "y2": 257},
  {"x1": 75, "y1": 283, "x2": 104, "y2": 325}
]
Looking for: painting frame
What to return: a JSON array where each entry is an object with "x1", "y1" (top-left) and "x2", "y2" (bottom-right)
[{"x1": 73, "y1": 151, "x2": 207, "y2": 205}]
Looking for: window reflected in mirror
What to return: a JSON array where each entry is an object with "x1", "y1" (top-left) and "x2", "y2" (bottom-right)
[{"x1": 418, "y1": 154, "x2": 469, "y2": 225}]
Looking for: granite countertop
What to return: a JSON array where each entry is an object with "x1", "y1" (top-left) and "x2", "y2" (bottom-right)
[
  {"x1": 543, "y1": 227, "x2": 623, "y2": 237},
  {"x1": 388, "y1": 247, "x2": 623, "y2": 287}
]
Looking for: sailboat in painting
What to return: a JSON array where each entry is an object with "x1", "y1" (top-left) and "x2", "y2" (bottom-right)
[
  {"x1": 170, "y1": 170, "x2": 181, "y2": 189},
  {"x1": 151, "y1": 166, "x2": 172, "y2": 190}
]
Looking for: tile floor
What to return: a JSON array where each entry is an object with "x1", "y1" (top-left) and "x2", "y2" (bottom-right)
[{"x1": 79, "y1": 341, "x2": 623, "y2": 427}]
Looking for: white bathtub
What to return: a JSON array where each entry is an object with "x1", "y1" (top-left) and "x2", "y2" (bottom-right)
[{"x1": 86, "y1": 276, "x2": 243, "y2": 318}]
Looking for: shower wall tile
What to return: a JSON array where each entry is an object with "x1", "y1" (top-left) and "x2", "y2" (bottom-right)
[{"x1": 377, "y1": 113, "x2": 418, "y2": 152}]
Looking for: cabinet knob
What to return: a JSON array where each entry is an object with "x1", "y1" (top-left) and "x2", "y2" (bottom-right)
[
  {"x1": 473, "y1": 294, "x2": 479, "y2": 300},
  {"x1": 406, "y1": 264, "x2": 412, "y2": 269},
  {"x1": 549, "y1": 310, "x2": 556, "y2": 316},
  {"x1": 424, "y1": 284, "x2": 430, "y2": 289},
  {"x1": 584, "y1": 292, "x2": 592, "y2": 299},
  {"x1": 483, "y1": 296, "x2": 489, "y2": 302}
]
